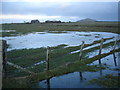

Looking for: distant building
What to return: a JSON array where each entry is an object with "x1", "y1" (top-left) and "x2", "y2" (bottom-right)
[
  {"x1": 45, "y1": 20, "x2": 61, "y2": 23},
  {"x1": 31, "y1": 20, "x2": 40, "y2": 24}
]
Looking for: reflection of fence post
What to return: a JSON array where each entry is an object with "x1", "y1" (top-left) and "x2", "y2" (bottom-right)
[
  {"x1": 79, "y1": 72, "x2": 83, "y2": 80},
  {"x1": 47, "y1": 78, "x2": 50, "y2": 90},
  {"x1": 113, "y1": 39, "x2": 117, "y2": 66},
  {"x1": 46, "y1": 46, "x2": 50, "y2": 71},
  {"x1": 98, "y1": 38, "x2": 104, "y2": 65},
  {"x1": 100, "y1": 69, "x2": 103, "y2": 76},
  {"x1": 79, "y1": 41, "x2": 85, "y2": 60},
  {"x1": 2, "y1": 40, "x2": 7, "y2": 78}
]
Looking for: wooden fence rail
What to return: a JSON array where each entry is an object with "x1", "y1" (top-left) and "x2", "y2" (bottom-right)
[
  {"x1": 7, "y1": 61, "x2": 35, "y2": 75},
  {"x1": 2, "y1": 40, "x2": 35, "y2": 77}
]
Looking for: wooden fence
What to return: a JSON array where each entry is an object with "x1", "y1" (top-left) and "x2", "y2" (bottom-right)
[
  {"x1": 45, "y1": 38, "x2": 118, "y2": 72},
  {"x1": 2, "y1": 38, "x2": 118, "y2": 77}
]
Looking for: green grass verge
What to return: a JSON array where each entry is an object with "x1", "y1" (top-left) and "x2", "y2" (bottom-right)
[{"x1": 1, "y1": 21, "x2": 119, "y2": 37}]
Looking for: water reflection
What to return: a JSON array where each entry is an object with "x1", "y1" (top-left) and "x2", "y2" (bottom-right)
[
  {"x1": 99, "y1": 68, "x2": 103, "y2": 76},
  {"x1": 113, "y1": 53, "x2": 117, "y2": 66},
  {"x1": 47, "y1": 78, "x2": 50, "y2": 90},
  {"x1": 79, "y1": 72, "x2": 83, "y2": 81},
  {"x1": 37, "y1": 52, "x2": 119, "y2": 88}
]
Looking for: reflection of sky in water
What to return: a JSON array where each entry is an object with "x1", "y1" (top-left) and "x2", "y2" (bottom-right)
[
  {"x1": 86, "y1": 45, "x2": 119, "y2": 59},
  {"x1": 89, "y1": 52, "x2": 120, "y2": 68},
  {"x1": 1, "y1": 31, "x2": 119, "y2": 51},
  {"x1": 37, "y1": 72, "x2": 102, "y2": 88},
  {"x1": 37, "y1": 52, "x2": 120, "y2": 88}
]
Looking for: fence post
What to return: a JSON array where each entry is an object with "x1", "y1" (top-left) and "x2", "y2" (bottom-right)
[
  {"x1": 113, "y1": 38, "x2": 117, "y2": 66},
  {"x1": 2, "y1": 40, "x2": 7, "y2": 78},
  {"x1": 98, "y1": 38, "x2": 104, "y2": 65},
  {"x1": 79, "y1": 41, "x2": 85, "y2": 60},
  {"x1": 46, "y1": 46, "x2": 50, "y2": 71}
]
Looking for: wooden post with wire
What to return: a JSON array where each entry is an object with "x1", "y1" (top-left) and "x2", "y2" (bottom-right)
[
  {"x1": 98, "y1": 38, "x2": 104, "y2": 65},
  {"x1": 79, "y1": 41, "x2": 85, "y2": 60},
  {"x1": 46, "y1": 46, "x2": 50, "y2": 71},
  {"x1": 2, "y1": 40, "x2": 7, "y2": 78},
  {"x1": 113, "y1": 38, "x2": 117, "y2": 66}
]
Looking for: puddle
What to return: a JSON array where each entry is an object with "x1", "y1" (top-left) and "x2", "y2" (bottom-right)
[
  {"x1": 1, "y1": 31, "x2": 119, "y2": 51},
  {"x1": 37, "y1": 72, "x2": 102, "y2": 88},
  {"x1": 37, "y1": 70, "x2": 118, "y2": 88},
  {"x1": 36, "y1": 52, "x2": 120, "y2": 88}
]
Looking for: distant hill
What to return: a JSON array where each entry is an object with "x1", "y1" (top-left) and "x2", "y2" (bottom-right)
[{"x1": 77, "y1": 18, "x2": 97, "y2": 22}]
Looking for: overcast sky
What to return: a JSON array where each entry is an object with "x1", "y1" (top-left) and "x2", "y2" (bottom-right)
[{"x1": 1, "y1": 1, "x2": 119, "y2": 23}]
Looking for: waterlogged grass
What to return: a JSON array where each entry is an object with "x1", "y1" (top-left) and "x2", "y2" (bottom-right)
[
  {"x1": 3, "y1": 49, "x2": 120, "y2": 88},
  {"x1": 2, "y1": 21, "x2": 119, "y2": 88},
  {"x1": 6, "y1": 38, "x2": 119, "y2": 76},
  {"x1": 1, "y1": 21, "x2": 119, "y2": 37},
  {"x1": 49, "y1": 39, "x2": 120, "y2": 70},
  {"x1": 5, "y1": 38, "x2": 111, "y2": 67},
  {"x1": 90, "y1": 74, "x2": 120, "y2": 88},
  {"x1": 7, "y1": 48, "x2": 46, "y2": 66},
  {"x1": 4, "y1": 37, "x2": 120, "y2": 88}
]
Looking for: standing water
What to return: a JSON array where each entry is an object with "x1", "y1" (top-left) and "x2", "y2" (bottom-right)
[
  {"x1": 36, "y1": 52, "x2": 120, "y2": 88},
  {"x1": 1, "y1": 31, "x2": 119, "y2": 51},
  {"x1": 1, "y1": 31, "x2": 119, "y2": 88}
]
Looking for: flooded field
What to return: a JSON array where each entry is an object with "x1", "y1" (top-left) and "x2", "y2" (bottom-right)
[
  {"x1": 2, "y1": 31, "x2": 120, "y2": 88},
  {"x1": 1, "y1": 2, "x2": 119, "y2": 88},
  {"x1": 1, "y1": 31, "x2": 119, "y2": 51}
]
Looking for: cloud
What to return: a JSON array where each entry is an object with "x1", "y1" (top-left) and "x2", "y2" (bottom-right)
[
  {"x1": 1, "y1": 0, "x2": 119, "y2": 2},
  {"x1": 1, "y1": 14, "x2": 79, "y2": 21},
  {"x1": 1, "y1": 14, "x2": 62, "y2": 19},
  {"x1": 2, "y1": 2, "x2": 118, "y2": 16},
  {"x1": 1, "y1": 2, "x2": 118, "y2": 23}
]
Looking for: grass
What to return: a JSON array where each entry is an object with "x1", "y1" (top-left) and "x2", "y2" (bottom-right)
[
  {"x1": 3, "y1": 48, "x2": 120, "y2": 88},
  {"x1": 1, "y1": 21, "x2": 119, "y2": 37},
  {"x1": 3, "y1": 45, "x2": 120, "y2": 88},
  {"x1": 90, "y1": 74, "x2": 120, "y2": 88},
  {"x1": 2, "y1": 21, "x2": 120, "y2": 88},
  {"x1": 6, "y1": 37, "x2": 117, "y2": 76},
  {"x1": 3, "y1": 37, "x2": 120, "y2": 88},
  {"x1": 110, "y1": 68, "x2": 120, "y2": 71}
]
